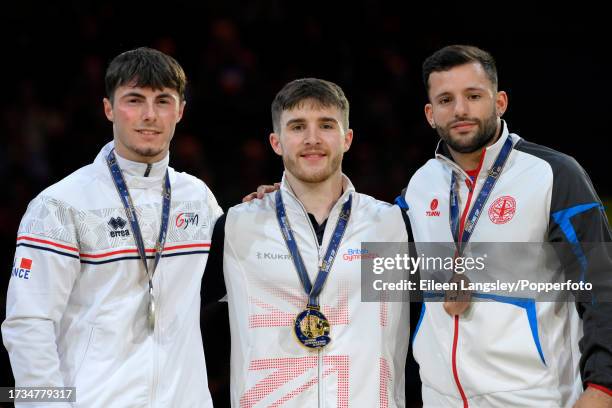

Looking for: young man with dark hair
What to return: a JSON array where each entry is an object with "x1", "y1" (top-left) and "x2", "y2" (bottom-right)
[
  {"x1": 203, "y1": 78, "x2": 412, "y2": 407},
  {"x1": 403, "y1": 44, "x2": 612, "y2": 407},
  {"x1": 2, "y1": 47, "x2": 222, "y2": 407}
]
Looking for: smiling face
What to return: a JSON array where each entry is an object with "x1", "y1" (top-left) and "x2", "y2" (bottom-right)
[
  {"x1": 424, "y1": 62, "x2": 507, "y2": 154},
  {"x1": 103, "y1": 84, "x2": 185, "y2": 163},
  {"x1": 270, "y1": 99, "x2": 353, "y2": 184}
]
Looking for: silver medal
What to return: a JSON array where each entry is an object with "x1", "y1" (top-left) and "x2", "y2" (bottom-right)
[{"x1": 147, "y1": 289, "x2": 156, "y2": 331}]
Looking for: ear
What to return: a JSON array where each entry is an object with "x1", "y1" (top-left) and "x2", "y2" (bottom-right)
[
  {"x1": 343, "y1": 129, "x2": 354, "y2": 152},
  {"x1": 424, "y1": 103, "x2": 435, "y2": 128},
  {"x1": 495, "y1": 91, "x2": 508, "y2": 117},
  {"x1": 269, "y1": 132, "x2": 283, "y2": 156},
  {"x1": 176, "y1": 100, "x2": 186, "y2": 123},
  {"x1": 103, "y1": 98, "x2": 114, "y2": 122}
]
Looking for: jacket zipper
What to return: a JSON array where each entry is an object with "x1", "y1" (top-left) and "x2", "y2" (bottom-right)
[
  {"x1": 299, "y1": 201, "x2": 324, "y2": 408},
  {"x1": 452, "y1": 316, "x2": 468, "y2": 408},
  {"x1": 151, "y1": 292, "x2": 159, "y2": 408},
  {"x1": 284, "y1": 188, "x2": 346, "y2": 408},
  {"x1": 451, "y1": 180, "x2": 472, "y2": 408},
  {"x1": 151, "y1": 233, "x2": 161, "y2": 407},
  {"x1": 318, "y1": 349, "x2": 323, "y2": 408},
  {"x1": 450, "y1": 150, "x2": 485, "y2": 408}
]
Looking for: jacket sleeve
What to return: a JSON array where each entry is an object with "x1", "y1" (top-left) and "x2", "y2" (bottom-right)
[
  {"x1": 205, "y1": 185, "x2": 224, "y2": 236},
  {"x1": 1, "y1": 195, "x2": 80, "y2": 400},
  {"x1": 200, "y1": 213, "x2": 230, "y2": 405},
  {"x1": 546, "y1": 155, "x2": 612, "y2": 390},
  {"x1": 202, "y1": 213, "x2": 227, "y2": 307}
]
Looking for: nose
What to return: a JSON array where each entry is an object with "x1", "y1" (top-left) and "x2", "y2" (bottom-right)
[
  {"x1": 303, "y1": 127, "x2": 321, "y2": 145},
  {"x1": 454, "y1": 96, "x2": 469, "y2": 118},
  {"x1": 142, "y1": 101, "x2": 157, "y2": 122}
]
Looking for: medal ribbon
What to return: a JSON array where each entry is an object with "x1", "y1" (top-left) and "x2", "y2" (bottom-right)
[
  {"x1": 106, "y1": 149, "x2": 171, "y2": 293},
  {"x1": 275, "y1": 191, "x2": 352, "y2": 308},
  {"x1": 449, "y1": 136, "x2": 513, "y2": 254}
]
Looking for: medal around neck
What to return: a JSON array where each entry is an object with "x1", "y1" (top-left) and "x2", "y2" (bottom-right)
[
  {"x1": 443, "y1": 272, "x2": 472, "y2": 316},
  {"x1": 147, "y1": 290, "x2": 156, "y2": 332},
  {"x1": 294, "y1": 306, "x2": 331, "y2": 349},
  {"x1": 105, "y1": 149, "x2": 170, "y2": 334},
  {"x1": 275, "y1": 191, "x2": 352, "y2": 350},
  {"x1": 444, "y1": 137, "x2": 514, "y2": 316}
]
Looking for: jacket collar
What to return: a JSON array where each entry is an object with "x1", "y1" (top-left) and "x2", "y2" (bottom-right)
[
  {"x1": 95, "y1": 141, "x2": 171, "y2": 189},
  {"x1": 435, "y1": 120, "x2": 518, "y2": 180},
  {"x1": 279, "y1": 172, "x2": 355, "y2": 216}
]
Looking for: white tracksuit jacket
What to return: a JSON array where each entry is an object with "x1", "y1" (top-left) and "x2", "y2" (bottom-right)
[
  {"x1": 205, "y1": 175, "x2": 411, "y2": 407},
  {"x1": 2, "y1": 141, "x2": 222, "y2": 407},
  {"x1": 404, "y1": 122, "x2": 612, "y2": 407}
]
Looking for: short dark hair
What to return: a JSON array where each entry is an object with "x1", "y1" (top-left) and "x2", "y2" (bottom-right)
[
  {"x1": 105, "y1": 47, "x2": 187, "y2": 101},
  {"x1": 271, "y1": 78, "x2": 349, "y2": 133},
  {"x1": 422, "y1": 45, "x2": 498, "y2": 93}
]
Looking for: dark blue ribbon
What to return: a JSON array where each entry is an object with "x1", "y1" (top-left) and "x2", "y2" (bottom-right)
[
  {"x1": 275, "y1": 191, "x2": 352, "y2": 308},
  {"x1": 449, "y1": 137, "x2": 513, "y2": 254},
  {"x1": 106, "y1": 149, "x2": 171, "y2": 290}
]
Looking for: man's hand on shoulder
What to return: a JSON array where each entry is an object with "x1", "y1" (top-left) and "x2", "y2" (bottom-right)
[{"x1": 242, "y1": 183, "x2": 280, "y2": 202}]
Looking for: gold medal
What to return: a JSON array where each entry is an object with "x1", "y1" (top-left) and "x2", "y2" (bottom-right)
[{"x1": 294, "y1": 306, "x2": 331, "y2": 349}]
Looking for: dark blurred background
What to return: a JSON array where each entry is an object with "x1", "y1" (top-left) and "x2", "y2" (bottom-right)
[{"x1": 1, "y1": 2, "x2": 610, "y2": 407}]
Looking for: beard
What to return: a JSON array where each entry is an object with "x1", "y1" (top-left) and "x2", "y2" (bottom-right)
[
  {"x1": 437, "y1": 110, "x2": 499, "y2": 154},
  {"x1": 124, "y1": 137, "x2": 170, "y2": 159},
  {"x1": 283, "y1": 149, "x2": 343, "y2": 183},
  {"x1": 131, "y1": 146, "x2": 165, "y2": 157}
]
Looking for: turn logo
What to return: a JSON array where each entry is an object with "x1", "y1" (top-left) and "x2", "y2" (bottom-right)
[{"x1": 426, "y1": 198, "x2": 441, "y2": 217}]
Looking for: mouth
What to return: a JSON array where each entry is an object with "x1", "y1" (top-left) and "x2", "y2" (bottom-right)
[
  {"x1": 450, "y1": 121, "x2": 477, "y2": 131},
  {"x1": 300, "y1": 151, "x2": 327, "y2": 161},
  {"x1": 135, "y1": 129, "x2": 162, "y2": 136}
]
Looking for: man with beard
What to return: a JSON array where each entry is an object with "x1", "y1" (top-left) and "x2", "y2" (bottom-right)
[
  {"x1": 403, "y1": 45, "x2": 612, "y2": 407},
  {"x1": 202, "y1": 78, "x2": 412, "y2": 407}
]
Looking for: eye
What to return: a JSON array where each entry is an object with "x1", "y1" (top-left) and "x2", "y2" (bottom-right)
[
  {"x1": 290, "y1": 124, "x2": 305, "y2": 131},
  {"x1": 438, "y1": 97, "x2": 451, "y2": 105},
  {"x1": 468, "y1": 94, "x2": 482, "y2": 100},
  {"x1": 157, "y1": 98, "x2": 171, "y2": 105},
  {"x1": 127, "y1": 98, "x2": 142, "y2": 104},
  {"x1": 321, "y1": 122, "x2": 335, "y2": 129}
]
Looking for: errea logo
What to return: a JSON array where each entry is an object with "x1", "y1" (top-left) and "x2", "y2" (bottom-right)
[
  {"x1": 12, "y1": 257, "x2": 32, "y2": 280},
  {"x1": 108, "y1": 216, "x2": 130, "y2": 238},
  {"x1": 426, "y1": 198, "x2": 441, "y2": 217}
]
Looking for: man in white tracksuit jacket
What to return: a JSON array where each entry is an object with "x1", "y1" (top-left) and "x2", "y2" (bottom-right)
[
  {"x1": 2, "y1": 48, "x2": 222, "y2": 407},
  {"x1": 404, "y1": 45, "x2": 612, "y2": 407},
  {"x1": 202, "y1": 78, "x2": 412, "y2": 407}
]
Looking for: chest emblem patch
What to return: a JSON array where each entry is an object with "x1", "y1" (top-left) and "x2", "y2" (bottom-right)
[{"x1": 488, "y1": 196, "x2": 516, "y2": 224}]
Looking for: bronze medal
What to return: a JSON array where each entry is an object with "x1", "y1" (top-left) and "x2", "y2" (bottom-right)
[{"x1": 444, "y1": 273, "x2": 472, "y2": 316}]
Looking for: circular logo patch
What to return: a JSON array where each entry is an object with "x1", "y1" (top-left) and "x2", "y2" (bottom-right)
[
  {"x1": 430, "y1": 199, "x2": 439, "y2": 211},
  {"x1": 488, "y1": 196, "x2": 516, "y2": 224}
]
